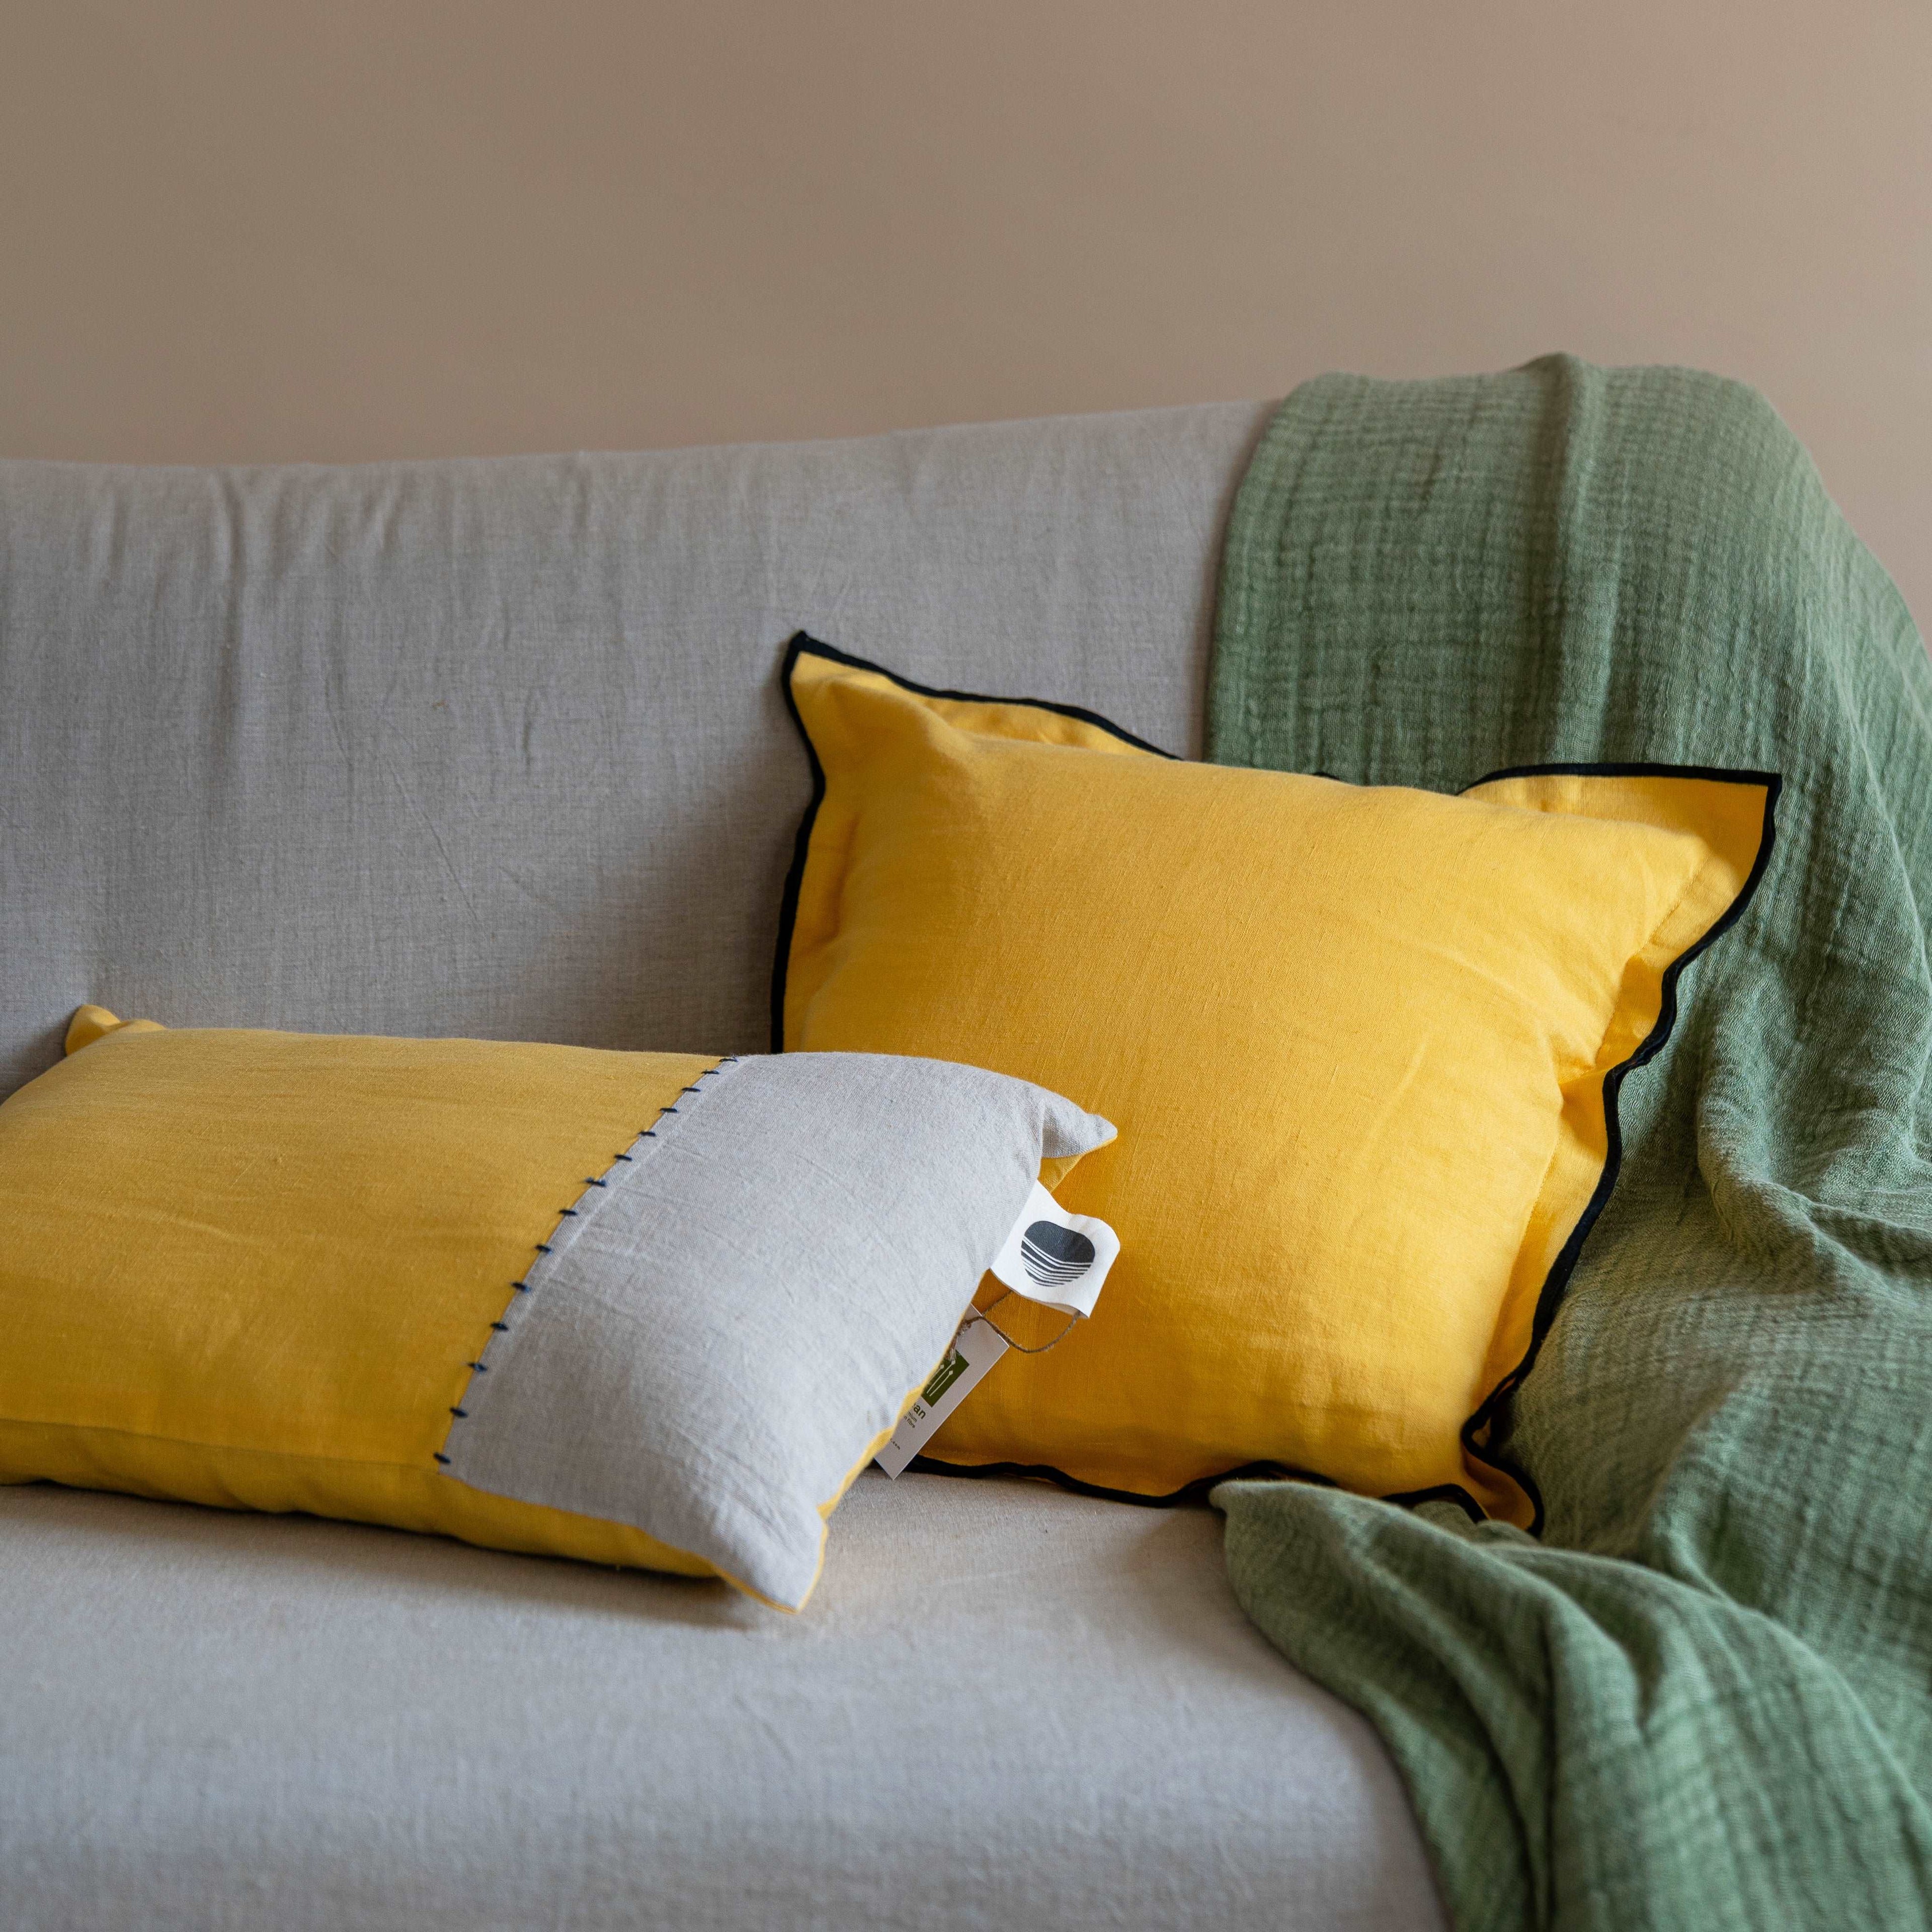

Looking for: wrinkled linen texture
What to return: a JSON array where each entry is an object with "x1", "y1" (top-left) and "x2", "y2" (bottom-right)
[{"x1": 1208, "y1": 355, "x2": 1932, "y2": 1929}]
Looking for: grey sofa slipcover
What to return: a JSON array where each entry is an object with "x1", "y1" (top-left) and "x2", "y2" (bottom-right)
[{"x1": 0, "y1": 403, "x2": 1446, "y2": 1929}]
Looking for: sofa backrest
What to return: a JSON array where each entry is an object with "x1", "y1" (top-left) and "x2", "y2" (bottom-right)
[{"x1": 0, "y1": 402, "x2": 1268, "y2": 1097}]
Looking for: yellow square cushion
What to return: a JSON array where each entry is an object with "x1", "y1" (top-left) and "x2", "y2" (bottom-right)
[{"x1": 776, "y1": 637, "x2": 1778, "y2": 1525}]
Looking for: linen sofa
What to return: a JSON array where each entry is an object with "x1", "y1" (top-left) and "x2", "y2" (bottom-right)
[{"x1": 0, "y1": 404, "x2": 1445, "y2": 1929}]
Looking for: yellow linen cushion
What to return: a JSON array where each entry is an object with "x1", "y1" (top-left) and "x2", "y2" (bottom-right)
[
  {"x1": 0, "y1": 1009, "x2": 1113, "y2": 1606},
  {"x1": 776, "y1": 637, "x2": 1778, "y2": 1525}
]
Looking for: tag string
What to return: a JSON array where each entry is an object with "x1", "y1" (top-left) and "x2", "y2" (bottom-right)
[{"x1": 963, "y1": 1289, "x2": 1082, "y2": 1355}]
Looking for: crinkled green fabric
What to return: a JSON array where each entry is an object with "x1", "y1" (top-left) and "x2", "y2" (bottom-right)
[{"x1": 1207, "y1": 355, "x2": 1932, "y2": 1929}]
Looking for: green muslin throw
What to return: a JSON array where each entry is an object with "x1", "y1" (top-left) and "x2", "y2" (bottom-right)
[{"x1": 1208, "y1": 355, "x2": 1932, "y2": 1929}]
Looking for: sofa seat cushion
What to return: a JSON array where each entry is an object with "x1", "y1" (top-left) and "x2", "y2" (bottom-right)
[{"x1": 0, "y1": 1470, "x2": 1443, "y2": 1931}]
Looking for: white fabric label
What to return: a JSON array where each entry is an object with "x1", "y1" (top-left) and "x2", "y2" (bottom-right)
[
  {"x1": 986, "y1": 1180, "x2": 1119, "y2": 1318},
  {"x1": 874, "y1": 1316, "x2": 1010, "y2": 1478}
]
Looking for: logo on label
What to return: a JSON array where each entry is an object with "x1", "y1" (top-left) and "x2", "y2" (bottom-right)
[
  {"x1": 988, "y1": 1180, "x2": 1118, "y2": 1318},
  {"x1": 921, "y1": 1346, "x2": 970, "y2": 1406},
  {"x1": 1020, "y1": 1221, "x2": 1096, "y2": 1289}
]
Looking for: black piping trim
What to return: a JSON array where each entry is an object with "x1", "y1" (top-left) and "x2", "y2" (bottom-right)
[
  {"x1": 1465, "y1": 758, "x2": 1784, "y2": 791},
  {"x1": 770, "y1": 631, "x2": 1175, "y2": 1053},
  {"x1": 1447, "y1": 760, "x2": 1782, "y2": 1529},
  {"x1": 905, "y1": 1454, "x2": 1322, "y2": 1509},
  {"x1": 1383, "y1": 1482, "x2": 1490, "y2": 1525},
  {"x1": 773, "y1": 633, "x2": 1782, "y2": 1539},
  {"x1": 905, "y1": 1457, "x2": 1492, "y2": 1526}
]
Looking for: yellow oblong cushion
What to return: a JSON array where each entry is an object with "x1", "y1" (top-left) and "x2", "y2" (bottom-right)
[
  {"x1": 777, "y1": 639, "x2": 1777, "y2": 1525},
  {"x1": 0, "y1": 1017, "x2": 719, "y2": 1576}
]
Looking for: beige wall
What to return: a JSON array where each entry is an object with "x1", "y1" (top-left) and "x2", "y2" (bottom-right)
[{"x1": 4, "y1": 2, "x2": 1927, "y2": 624}]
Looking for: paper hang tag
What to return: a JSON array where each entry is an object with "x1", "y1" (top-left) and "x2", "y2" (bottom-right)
[
  {"x1": 874, "y1": 1183, "x2": 1120, "y2": 1481},
  {"x1": 874, "y1": 1316, "x2": 1009, "y2": 1479},
  {"x1": 986, "y1": 1180, "x2": 1119, "y2": 1319}
]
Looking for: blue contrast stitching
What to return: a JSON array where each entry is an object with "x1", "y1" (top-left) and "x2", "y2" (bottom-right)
[{"x1": 431, "y1": 1057, "x2": 744, "y2": 1473}]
